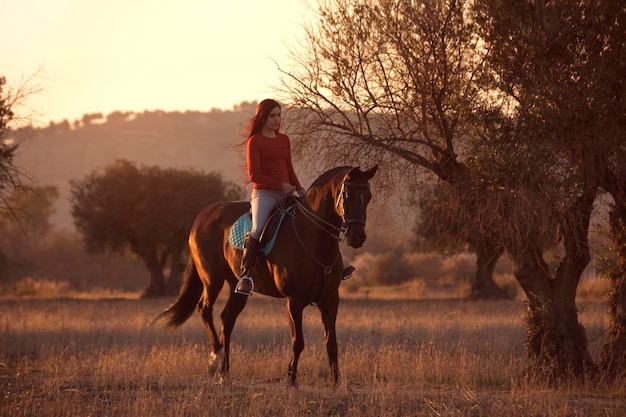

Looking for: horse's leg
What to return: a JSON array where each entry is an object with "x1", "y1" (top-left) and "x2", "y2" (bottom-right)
[
  {"x1": 197, "y1": 277, "x2": 225, "y2": 373},
  {"x1": 319, "y1": 291, "x2": 340, "y2": 387},
  {"x1": 286, "y1": 297, "x2": 305, "y2": 386},
  {"x1": 219, "y1": 292, "x2": 248, "y2": 376}
]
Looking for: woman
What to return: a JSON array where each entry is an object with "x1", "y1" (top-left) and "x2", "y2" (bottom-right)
[
  {"x1": 235, "y1": 99, "x2": 305, "y2": 296},
  {"x1": 235, "y1": 99, "x2": 355, "y2": 296}
]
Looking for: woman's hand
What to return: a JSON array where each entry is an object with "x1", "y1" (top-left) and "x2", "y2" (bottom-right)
[{"x1": 282, "y1": 183, "x2": 296, "y2": 194}]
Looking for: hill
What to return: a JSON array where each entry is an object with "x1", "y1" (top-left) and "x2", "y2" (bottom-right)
[
  {"x1": 14, "y1": 106, "x2": 257, "y2": 228},
  {"x1": 12, "y1": 105, "x2": 411, "y2": 259}
]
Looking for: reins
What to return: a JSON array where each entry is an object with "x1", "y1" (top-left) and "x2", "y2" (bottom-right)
[
  {"x1": 283, "y1": 199, "x2": 342, "y2": 275},
  {"x1": 292, "y1": 199, "x2": 345, "y2": 241}
]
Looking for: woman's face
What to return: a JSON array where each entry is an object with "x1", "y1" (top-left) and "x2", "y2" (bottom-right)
[{"x1": 264, "y1": 106, "x2": 281, "y2": 132}]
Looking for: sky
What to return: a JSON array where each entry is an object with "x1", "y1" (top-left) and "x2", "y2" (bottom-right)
[{"x1": 1, "y1": 0, "x2": 309, "y2": 125}]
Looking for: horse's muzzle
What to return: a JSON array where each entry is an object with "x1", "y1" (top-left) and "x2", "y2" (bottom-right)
[{"x1": 346, "y1": 225, "x2": 366, "y2": 248}]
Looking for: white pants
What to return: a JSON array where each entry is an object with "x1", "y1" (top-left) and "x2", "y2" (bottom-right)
[{"x1": 249, "y1": 189, "x2": 288, "y2": 239}]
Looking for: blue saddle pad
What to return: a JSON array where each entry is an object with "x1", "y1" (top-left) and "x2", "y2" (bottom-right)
[
  {"x1": 228, "y1": 207, "x2": 293, "y2": 255},
  {"x1": 228, "y1": 212, "x2": 252, "y2": 250}
]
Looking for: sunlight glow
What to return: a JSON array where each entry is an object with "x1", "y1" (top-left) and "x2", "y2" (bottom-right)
[{"x1": 1, "y1": 0, "x2": 308, "y2": 124}]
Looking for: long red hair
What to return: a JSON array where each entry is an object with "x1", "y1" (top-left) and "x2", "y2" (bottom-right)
[{"x1": 246, "y1": 99, "x2": 281, "y2": 138}]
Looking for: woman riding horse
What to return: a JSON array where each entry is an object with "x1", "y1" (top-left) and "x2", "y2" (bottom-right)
[
  {"x1": 155, "y1": 163, "x2": 377, "y2": 386},
  {"x1": 236, "y1": 99, "x2": 354, "y2": 296}
]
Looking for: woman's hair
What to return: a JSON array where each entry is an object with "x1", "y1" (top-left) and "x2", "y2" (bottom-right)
[{"x1": 246, "y1": 99, "x2": 281, "y2": 138}]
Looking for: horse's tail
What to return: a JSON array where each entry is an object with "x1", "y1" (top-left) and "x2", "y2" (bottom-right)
[{"x1": 153, "y1": 259, "x2": 202, "y2": 328}]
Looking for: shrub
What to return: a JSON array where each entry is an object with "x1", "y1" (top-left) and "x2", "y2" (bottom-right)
[
  {"x1": 365, "y1": 251, "x2": 415, "y2": 286},
  {"x1": 3, "y1": 276, "x2": 72, "y2": 298},
  {"x1": 403, "y1": 252, "x2": 445, "y2": 282},
  {"x1": 441, "y1": 252, "x2": 476, "y2": 284}
]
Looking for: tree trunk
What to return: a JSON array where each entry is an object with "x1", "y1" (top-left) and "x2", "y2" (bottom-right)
[
  {"x1": 165, "y1": 249, "x2": 186, "y2": 295},
  {"x1": 141, "y1": 251, "x2": 166, "y2": 298},
  {"x1": 513, "y1": 246, "x2": 595, "y2": 381},
  {"x1": 446, "y1": 165, "x2": 510, "y2": 301},
  {"x1": 512, "y1": 190, "x2": 597, "y2": 381},
  {"x1": 470, "y1": 237, "x2": 509, "y2": 300},
  {"x1": 600, "y1": 198, "x2": 626, "y2": 377}
]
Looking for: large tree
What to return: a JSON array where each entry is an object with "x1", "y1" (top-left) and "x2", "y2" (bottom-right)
[
  {"x1": 474, "y1": 0, "x2": 626, "y2": 379},
  {"x1": 70, "y1": 160, "x2": 244, "y2": 297},
  {"x1": 280, "y1": 0, "x2": 624, "y2": 380},
  {"x1": 282, "y1": 0, "x2": 507, "y2": 300}
]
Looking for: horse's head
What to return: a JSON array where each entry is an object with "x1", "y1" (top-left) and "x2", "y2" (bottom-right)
[{"x1": 336, "y1": 165, "x2": 378, "y2": 248}]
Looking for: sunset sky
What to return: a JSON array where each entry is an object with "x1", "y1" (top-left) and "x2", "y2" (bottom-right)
[{"x1": 2, "y1": 0, "x2": 309, "y2": 125}]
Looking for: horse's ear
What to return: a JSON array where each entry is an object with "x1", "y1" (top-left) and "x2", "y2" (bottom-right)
[
  {"x1": 347, "y1": 166, "x2": 360, "y2": 178},
  {"x1": 364, "y1": 164, "x2": 378, "y2": 180}
]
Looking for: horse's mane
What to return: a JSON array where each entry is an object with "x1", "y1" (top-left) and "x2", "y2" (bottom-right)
[{"x1": 308, "y1": 166, "x2": 351, "y2": 189}]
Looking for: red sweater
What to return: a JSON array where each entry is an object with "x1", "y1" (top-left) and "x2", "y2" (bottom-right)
[{"x1": 246, "y1": 132, "x2": 302, "y2": 190}]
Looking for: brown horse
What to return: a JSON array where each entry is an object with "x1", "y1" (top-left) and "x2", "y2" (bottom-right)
[{"x1": 155, "y1": 165, "x2": 377, "y2": 386}]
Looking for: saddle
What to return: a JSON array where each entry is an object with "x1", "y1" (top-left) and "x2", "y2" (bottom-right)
[{"x1": 228, "y1": 195, "x2": 298, "y2": 255}]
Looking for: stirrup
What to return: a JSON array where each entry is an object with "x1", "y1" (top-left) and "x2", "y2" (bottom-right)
[{"x1": 234, "y1": 275, "x2": 254, "y2": 296}]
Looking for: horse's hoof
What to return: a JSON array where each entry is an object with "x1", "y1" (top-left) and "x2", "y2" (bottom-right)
[
  {"x1": 216, "y1": 373, "x2": 230, "y2": 386},
  {"x1": 208, "y1": 351, "x2": 223, "y2": 373},
  {"x1": 287, "y1": 375, "x2": 298, "y2": 388}
]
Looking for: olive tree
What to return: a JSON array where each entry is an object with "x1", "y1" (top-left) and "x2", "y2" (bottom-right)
[
  {"x1": 70, "y1": 160, "x2": 244, "y2": 297},
  {"x1": 282, "y1": 0, "x2": 508, "y2": 299},
  {"x1": 474, "y1": 0, "x2": 626, "y2": 379}
]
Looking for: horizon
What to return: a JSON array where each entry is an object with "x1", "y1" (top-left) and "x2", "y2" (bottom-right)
[{"x1": 28, "y1": 101, "x2": 258, "y2": 128}]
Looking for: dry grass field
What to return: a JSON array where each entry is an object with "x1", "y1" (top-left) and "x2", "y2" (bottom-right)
[{"x1": 1, "y1": 284, "x2": 624, "y2": 417}]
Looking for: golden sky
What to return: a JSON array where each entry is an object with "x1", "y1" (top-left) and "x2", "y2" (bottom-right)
[{"x1": 2, "y1": 0, "x2": 308, "y2": 125}]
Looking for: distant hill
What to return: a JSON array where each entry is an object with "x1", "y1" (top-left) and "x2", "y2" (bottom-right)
[
  {"x1": 13, "y1": 105, "x2": 410, "y2": 255},
  {"x1": 14, "y1": 106, "x2": 258, "y2": 228}
]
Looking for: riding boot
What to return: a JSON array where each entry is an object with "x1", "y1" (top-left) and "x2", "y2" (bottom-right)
[
  {"x1": 342, "y1": 265, "x2": 356, "y2": 280},
  {"x1": 235, "y1": 236, "x2": 259, "y2": 296}
]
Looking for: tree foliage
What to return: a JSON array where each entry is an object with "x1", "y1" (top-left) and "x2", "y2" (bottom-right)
[
  {"x1": 0, "y1": 185, "x2": 59, "y2": 278},
  {"x1": 70, "y1": 160, "x2": 245, "y2": 296},
  {"x1": 411, "y1": 184, "x2": 466, "y2": 254},
  {"x1": 0, "y1": 185, "x2": 58, "y2": 235}
]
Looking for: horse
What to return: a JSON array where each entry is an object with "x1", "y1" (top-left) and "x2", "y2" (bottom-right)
[{"x1": 155, "y1": 165, "x2": 377, "y2": 386}]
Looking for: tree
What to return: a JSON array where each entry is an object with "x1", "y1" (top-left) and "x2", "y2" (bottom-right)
[
  {"x1": 280, "y1": 0, "x2": 624, "y2": 381},
  {"x1": 0, "y1": 73, "x2": 47, "y2": 278},
  {"x1": 0, "y1": 185, "x2": 58, "y2": 243},
  {"x1": 1, "y1": 73, "x2": 45, "y2": 253},
  {"x1": 0, "y1": 185, "x2": 58, "y2": 278},
  {"x1": 412, "y1": 183, "x2": 508, "y2": 299},
  {"x1": 0, "y1": 76, "x2": 26, "y2": 227},
  {"x1": 282, "y1": 0, "x2": 507, "y2": 299},
  {"x1": 70, "y1": 160, "x2": 245, "y2": 297},
  {"x1": 474, "y1": 0, "x2": 626, "y2": 380}
]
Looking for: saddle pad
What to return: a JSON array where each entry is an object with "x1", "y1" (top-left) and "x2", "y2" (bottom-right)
[
  {"x1": 228, "y1": 212, "x2": 252, "y2": 250},
  {"x1": 228, "y1": 206, "x2": 294, "y2": 255}
]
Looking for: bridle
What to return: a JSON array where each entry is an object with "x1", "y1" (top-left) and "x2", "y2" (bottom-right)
[
  {"x1": 291, "y1": 177, "x2": 370, "y2": 240},
  {"x1": 335, "y1": 180, "x2": 370, "y2": 233},
  {"x1": 287, "y1": 176, "x2": 370, "y2": 274}
]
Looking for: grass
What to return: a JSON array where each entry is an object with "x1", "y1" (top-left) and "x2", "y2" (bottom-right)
[{"x1": 0, "y1": 285, "x2": 624, "y2": 416}]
